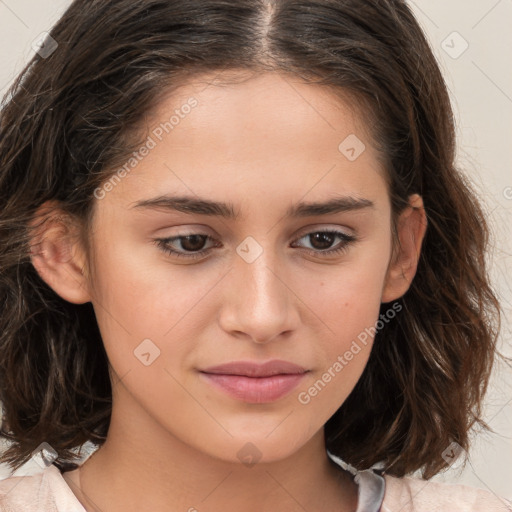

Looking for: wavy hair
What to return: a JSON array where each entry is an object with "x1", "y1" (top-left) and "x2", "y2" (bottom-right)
[{"x1": 0, "y1": 0, "x2": 502, "y2": 478}]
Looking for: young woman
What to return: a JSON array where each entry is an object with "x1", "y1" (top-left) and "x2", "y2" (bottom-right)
[{"x1": 0, "y1": 1, "x2": 510, "y2": 510}]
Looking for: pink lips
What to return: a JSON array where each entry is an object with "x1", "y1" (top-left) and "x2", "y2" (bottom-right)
[{"x1": 199, "y1": 360, "x2": 308, "y2": 403}]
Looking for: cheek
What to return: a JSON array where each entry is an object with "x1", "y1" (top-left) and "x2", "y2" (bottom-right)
[
  {"x1": 295, "y1": 279, "x2": 384, "y2": 423},
  {"x1": 308, "y1": 249, "x2": 390, "y2": 340},
  {"x1": 87, "y1": 237, "x2": 220, "y2": 381},
  {"x1": 89, "y1": 231, "x2": 204, "y2": 330},
  {"x1": 299, "y1": 243, "x2": 391, "y2": 393}
]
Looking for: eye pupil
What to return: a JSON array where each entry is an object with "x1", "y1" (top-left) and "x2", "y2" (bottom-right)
[
  {"x1": 181, "y1": 234, "x2": 207, "y2": 251},
  {"x1": 310, "y1": 232, "x2": 335, "y2": 250}
]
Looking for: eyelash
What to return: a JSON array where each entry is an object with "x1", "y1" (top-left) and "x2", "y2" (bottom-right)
[{"x1": 154, "y1": 229, "x2": 357, "y2": 261}]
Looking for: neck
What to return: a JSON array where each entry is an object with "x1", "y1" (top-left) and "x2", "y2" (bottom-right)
[{"x1": 63, "y1": 389, "x2": 357, "y2": 512}]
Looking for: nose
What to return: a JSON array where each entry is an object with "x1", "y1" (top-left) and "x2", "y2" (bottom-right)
[{"x1": 218, "y1": 243, "x2": 300, "y2": 344}]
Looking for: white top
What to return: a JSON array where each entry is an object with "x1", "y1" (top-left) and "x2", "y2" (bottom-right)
[{"x1": 0, "y1": 450, "x2": 510, "y2": 511}]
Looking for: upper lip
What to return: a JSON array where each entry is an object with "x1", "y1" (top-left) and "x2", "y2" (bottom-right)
[{"x1": 200, "y1": 360, "x2": 308, "y2": 377}]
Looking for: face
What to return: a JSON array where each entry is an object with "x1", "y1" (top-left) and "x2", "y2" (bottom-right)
[{"x1": 34, "y1": 70, "x2": 424, "y2": 465}]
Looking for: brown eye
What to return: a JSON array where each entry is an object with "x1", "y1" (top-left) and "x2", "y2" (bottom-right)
[
  {"x1": 155, "y1": 229, "x2": 357, "y2": 261},
  {"x1": 155, "y1": 233, "x2": 218, "y2": 260},
  {"x1": 178, "y1": 234, "x2": 208, "y2": 252},
  {"x1": 308, "y1": 232, "x2": 337, "y2": 250},
  {"x1": 291, "y1": 230, "x2": 356, "y2": 257}
]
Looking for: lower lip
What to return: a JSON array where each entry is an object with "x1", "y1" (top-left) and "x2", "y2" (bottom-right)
[{"x1": 199, "y1": 372, "x2": 307, "y2": 403}]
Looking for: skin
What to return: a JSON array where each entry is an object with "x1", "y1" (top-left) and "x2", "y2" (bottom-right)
[{"x1": 30, "y1": 70, "x2": 427, "y2": 512}]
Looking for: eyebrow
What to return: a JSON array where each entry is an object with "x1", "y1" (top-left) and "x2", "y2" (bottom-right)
[{"x1": 129, "y1": 194, "x2": 375, "y2": 219}]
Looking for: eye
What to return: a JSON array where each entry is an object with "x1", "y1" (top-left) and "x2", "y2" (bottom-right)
[
  {"x1": 291, "y1": 229, "x2": 357, "y2": 257},
  {"x1": 154, "y1": 233, "x2": 219, "y2": 260},
  {"x1": 154, "y1": 229, "x2": 357, "y2": 261}
]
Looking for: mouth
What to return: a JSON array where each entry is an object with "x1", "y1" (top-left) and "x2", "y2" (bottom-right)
[{"x1": 198, "y1": 360, "x2": 309, "y2": 403}]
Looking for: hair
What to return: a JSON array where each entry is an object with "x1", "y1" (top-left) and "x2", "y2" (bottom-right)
[{"x1": 0, "y1": 0, "x2": 502, "y2": 479}]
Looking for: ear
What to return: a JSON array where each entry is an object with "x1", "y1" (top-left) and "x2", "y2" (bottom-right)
[
  {"x1": 381, "y1": 194, "x2": 427, "y2": 304},
  {"x1": 28, "y1": 200, "x2": 92, "y2": 304}
]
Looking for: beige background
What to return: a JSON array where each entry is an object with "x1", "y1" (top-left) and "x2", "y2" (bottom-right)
[{"x1": 0, "y1": 0, "x2": 511, "y2": 501}]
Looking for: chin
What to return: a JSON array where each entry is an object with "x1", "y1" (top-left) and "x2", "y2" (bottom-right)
[{"x1": 199, "y1": 430, "x2": 312, "y2": 467}]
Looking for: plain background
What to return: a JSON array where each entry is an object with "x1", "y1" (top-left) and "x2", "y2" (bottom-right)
[{"x1": 0, "y1": 0, "x2": 511, "y2": 502}]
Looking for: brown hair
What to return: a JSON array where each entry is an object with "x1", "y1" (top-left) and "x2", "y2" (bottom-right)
[{"x1": 0, "y1": 0, "x2": 502, "y2": 478}]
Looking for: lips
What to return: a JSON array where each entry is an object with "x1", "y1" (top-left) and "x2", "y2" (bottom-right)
[
  {"x1": 199, "y1": 360, "x2": 308, "y2": 403},
  {"x1": 201, "y1": 360, "x2": 307, "y2": 377}
]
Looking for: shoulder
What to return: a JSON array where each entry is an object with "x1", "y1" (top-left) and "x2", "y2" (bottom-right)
[
  {"x1": 0, "y1": 464, "x2": 85, "y2": 512},
  {"x1": 0, "y1": 469, "x2": 45, "y2": 511},
  {"x1": 382, "y1": 474, "x2": 512, "y2": 512}
]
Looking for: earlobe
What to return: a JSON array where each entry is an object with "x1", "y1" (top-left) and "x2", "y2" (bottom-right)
[
  {"x1": 381, "y1": 194, "x2": 428, "y2": 304},
  {"x1": 29, "y1": 201, "x2": 91, "y2": 305}
]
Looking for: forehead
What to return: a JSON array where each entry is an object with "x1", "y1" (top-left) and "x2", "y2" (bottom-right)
[
  {"x1": 101, "y1": 70, "x2": 388, "y2": 213},
  {"x1": 146, "y1": 69, "x2": 373, "y2": 148}
]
